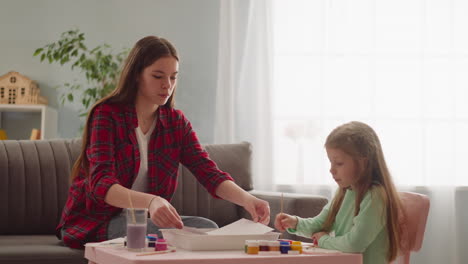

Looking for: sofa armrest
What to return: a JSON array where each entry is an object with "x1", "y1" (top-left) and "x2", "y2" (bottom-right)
[{"x1": 238, "y1": 190, "x2": 328, "y2": 241}]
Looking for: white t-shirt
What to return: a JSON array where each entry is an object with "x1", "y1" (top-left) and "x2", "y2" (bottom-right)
[{"x1": 131, "y1": 118, "x2": 157, "y2": 192}]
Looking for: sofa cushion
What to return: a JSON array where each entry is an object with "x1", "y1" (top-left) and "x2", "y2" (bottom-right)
[
  {"x1": 203, "y1": 142, "x2": 253, "y2": 191},
  {"x1": 0, "y1": 139, "x2": 79, "y2": 235},
  {"x1": 0, "y1": 235, "x2": 86, "y2": 264},
  {"x1": 171, "y1": 142, "x2": 253, "y2": 227}
]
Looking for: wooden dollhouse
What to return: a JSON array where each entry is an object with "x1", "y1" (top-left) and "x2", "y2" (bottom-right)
[{"x1": 0, "y1": 71, "x2": 47, "y2": 105}]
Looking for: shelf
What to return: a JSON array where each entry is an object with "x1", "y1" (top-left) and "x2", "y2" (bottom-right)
[
  {"x1": 0, "y1": 104, "x2": 58, "y2": 139},
  {"x1": 0, "y1": 104, "x2": 47, "y2": 112}
]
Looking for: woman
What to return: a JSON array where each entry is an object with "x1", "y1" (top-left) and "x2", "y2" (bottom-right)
[{"x1": 57, "y1": 36, "x2": 270, "y2": 249}]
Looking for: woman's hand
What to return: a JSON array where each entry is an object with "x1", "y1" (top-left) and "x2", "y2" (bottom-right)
[
  {"x1": 214, "y1": 181, "x2": 270, "y2": 225},
  {"x1": 274, "y1": 213, "x2": 298, "y2": 231},
  {"x1": 148, "y1": 196, "x2": 183, "y2": 229},
  {"x1": 243, "y1": 196, "x2": 270, "y2": 225}
]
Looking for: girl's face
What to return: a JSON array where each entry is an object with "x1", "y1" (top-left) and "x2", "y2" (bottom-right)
[
  {"x1": 326, "y1": 147, "x2": 364, "y2": 189},
  {"x1": 137, "y1": 56, "x2": 179, "y2": 106}
]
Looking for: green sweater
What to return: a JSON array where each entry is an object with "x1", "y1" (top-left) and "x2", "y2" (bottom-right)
[{"x1": 287, "y1": 187, "x2": 389, "y2": 264}]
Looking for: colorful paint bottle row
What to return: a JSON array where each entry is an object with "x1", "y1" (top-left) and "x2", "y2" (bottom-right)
[{"x1": 245, "y1": 240, "x2": 302, "y2": 255}]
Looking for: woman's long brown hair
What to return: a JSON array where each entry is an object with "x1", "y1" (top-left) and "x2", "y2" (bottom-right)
[
  {"x1": 70, "y1": 36, "x2": 179, "y2": 180},
  {"x1": 321, "y1": 121, "x2": 403, "y2": 262}
]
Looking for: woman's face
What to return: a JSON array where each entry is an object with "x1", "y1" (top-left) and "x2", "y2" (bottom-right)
[
  {"x1": 326, "y1": 147, "x2": 363, "y2": 189},
  {"x1": 137, "y1": 56, "x2": 179, "y2": 106}
]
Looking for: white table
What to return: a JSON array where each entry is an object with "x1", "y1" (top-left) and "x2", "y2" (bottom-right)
[{"x1": 85, "y1": 245, "x2": 362, "y2": 264}]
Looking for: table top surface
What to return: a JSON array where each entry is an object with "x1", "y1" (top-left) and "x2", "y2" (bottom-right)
[{"x1": 85, "y1": 245, "x2": 363, "y2": 264}]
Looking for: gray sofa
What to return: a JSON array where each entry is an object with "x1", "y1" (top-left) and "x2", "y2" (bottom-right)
[{"x1": 0, "y1": 139, "x2": 328, "y2": 264}]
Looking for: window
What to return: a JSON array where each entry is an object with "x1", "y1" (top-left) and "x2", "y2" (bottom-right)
[{"x1": 272, "y1": 0, "x2": 468, "y2": 186}]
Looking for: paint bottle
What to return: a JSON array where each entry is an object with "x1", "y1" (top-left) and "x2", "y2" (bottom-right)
[
  {"x1": 246, "y1": 241, "x2": 260, "y2": 254},
  {"x1": 244, "y1": 240, "x2": 255, "y2": 253},
  {"x1": 268, "y1": 240, "x2": 280, "y2": 252},
  {"x1": 155, "y1": 238, "x2": 168, "y2": 251},
  {"x1": 280, "y1": 241, "x2": 290, "y2": 254},
  {"x1": 147, "y1": 234, "x2": 158, "y2": 247},
  {"x1": 291, "y1": 241, "x2": 302, "y2": 254},
  {"x1": 259, "y1": 240, "x2": 269, "y2": 252}
]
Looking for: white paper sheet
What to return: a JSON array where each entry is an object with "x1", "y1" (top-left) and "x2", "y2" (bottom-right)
[{"x1": 206, "y1": 218, "x2": 273, "y2": 235}]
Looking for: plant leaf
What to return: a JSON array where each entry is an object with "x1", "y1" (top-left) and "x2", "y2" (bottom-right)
[{"x1": 33, "y1": 48, "x2": 43, "y2": 56}]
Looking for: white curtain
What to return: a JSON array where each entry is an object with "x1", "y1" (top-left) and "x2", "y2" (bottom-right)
[
  {"x1": 214, "y1": 0, "x2": 273, "y2": 190},
  {"x1": 216, "y1": 0, "x2": 467, "y2": 263},
  {"x1": 270, "y1": 1, "x2": 467, "y2": 263}
]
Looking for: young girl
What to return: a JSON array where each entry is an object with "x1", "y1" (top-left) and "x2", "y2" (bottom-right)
[
  {"x1": 57, "y1": 36, "x2": 270, "y2": 248},
  {"x1": 275, "y1": 121, "x2": 402, "y2": 264}
]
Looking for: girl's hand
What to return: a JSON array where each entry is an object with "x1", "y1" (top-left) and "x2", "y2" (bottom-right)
[
  {"x1": 311, "y1": 231, "x2": 328, "y2": 246},
  {"x1": 243, "y1": 196, "x2": 270, "y2": 225},
  {"x1": 148, "y1": 196, "x2": 183, "y2": 229},
  {"x1": 275, "y1": 213, "x2": 298, "y2": 231}
]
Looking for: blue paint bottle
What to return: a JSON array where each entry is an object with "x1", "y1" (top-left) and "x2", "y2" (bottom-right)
[{"x1": 280, "y1": 241, "x2": 290, "y2": 254}]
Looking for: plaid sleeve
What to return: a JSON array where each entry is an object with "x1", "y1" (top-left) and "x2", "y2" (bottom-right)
[
  {"x1": 178, "y1": 111, "x2": 234, "y2": 198},
  {"x1": 85, "y1": 104, "x2": 120, "y2": 212}
]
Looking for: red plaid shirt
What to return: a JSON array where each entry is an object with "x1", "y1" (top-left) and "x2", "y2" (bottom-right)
[{"x1": 57, "y1": 102, "x2": 233, "y2": 248}]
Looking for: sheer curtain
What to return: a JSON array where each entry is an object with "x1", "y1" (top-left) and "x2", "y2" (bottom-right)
[
  {"x1": 272, "y1": 0, "x2": 468, "y2": 188},
  {"x1": 216, "y1": 0, "x2": 467, "y2": 263},
  {"x1": 214, "y1": 0, "x2": 273, "y2": 190}
]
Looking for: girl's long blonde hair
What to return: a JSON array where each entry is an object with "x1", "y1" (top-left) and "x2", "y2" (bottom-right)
[
  {"x1": 70, "y1": 36, "x2": 178, "y2": 180},
  {"x1": 322, "y1": 121, "x2": 402, "y2": 262}
]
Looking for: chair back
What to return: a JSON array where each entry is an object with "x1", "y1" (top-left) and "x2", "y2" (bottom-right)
[{"x1": 394, "y1": 191, "x2": 430, "y2": 264}]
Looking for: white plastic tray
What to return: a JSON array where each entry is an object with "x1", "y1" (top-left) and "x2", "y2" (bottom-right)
[{"x1": 160, "y1": 228, "x2": 280, "y2": 251}]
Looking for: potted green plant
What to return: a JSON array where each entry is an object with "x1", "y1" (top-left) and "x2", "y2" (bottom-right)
[{"x1": 33, "y1": 29, "x2": 128, "y2": 117}]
